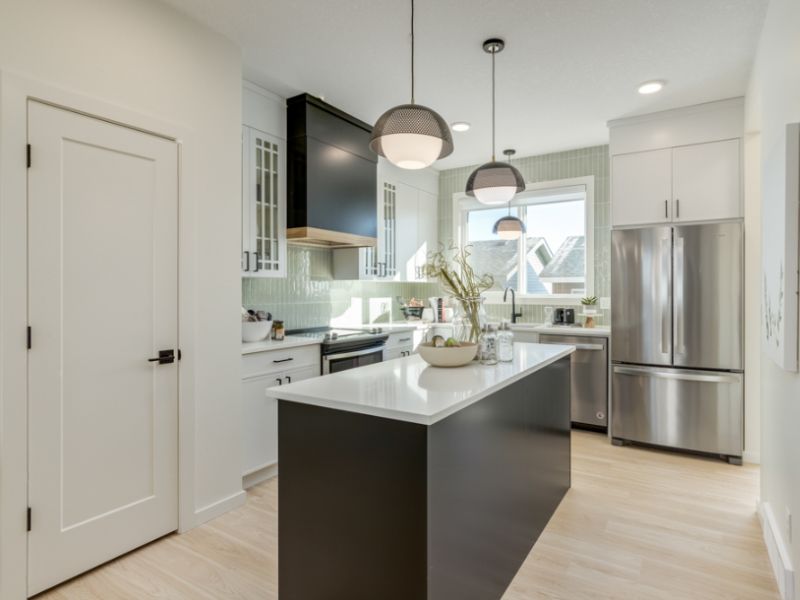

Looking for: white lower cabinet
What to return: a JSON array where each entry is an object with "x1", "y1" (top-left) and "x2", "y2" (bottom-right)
[
  {"x1": 384, "y1": 330, "x2": 425, "y2": 360},
  {"x1": 241, "y1": 346, "x2": 320, "y2": 488}
]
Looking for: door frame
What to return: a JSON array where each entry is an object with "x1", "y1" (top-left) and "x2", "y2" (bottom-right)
[{"x1": 0, "y1": 71, "x2": 198, "y2": 600}]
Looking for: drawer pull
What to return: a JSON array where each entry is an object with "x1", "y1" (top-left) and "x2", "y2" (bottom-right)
[
  {"x1": 275, "y1": 378, "x2": 282, "y2": 385},
  {"x1": 399, "y1": 337, "x2": 411, "y2": 342},
  {"x1": 273, "y1": 358, "x2": 294, "y2": 364}
]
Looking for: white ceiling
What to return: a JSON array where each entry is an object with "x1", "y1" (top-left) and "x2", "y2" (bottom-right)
[{"x1": 161, "y1": 0, "x2": 768, "y2": 170}]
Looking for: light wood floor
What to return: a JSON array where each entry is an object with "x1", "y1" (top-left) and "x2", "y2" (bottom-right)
[{"x1": 38, "y1": 431, "x2": 779, "y2": 600}]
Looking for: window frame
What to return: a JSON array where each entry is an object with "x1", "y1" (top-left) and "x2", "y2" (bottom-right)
[{"x1": 452, "y1": 176, "x2": 595, "y2": 305}]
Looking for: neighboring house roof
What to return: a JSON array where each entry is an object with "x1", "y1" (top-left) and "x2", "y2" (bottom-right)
[
  {"x1": 538, "y1": 236, "x2": 585, "y2": 281},
  {"x1": 467, "y1": 238, "x2": 551, "y2": 294}
]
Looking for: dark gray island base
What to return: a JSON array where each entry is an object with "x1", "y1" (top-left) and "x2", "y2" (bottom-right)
[{"x1": 276, "y1": 354, "x2": 571, "y2": 600}]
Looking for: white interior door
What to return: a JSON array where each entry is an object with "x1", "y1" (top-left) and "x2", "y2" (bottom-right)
[{"x1": 27, "y1": 101, "x2": 179, "y2": 596}]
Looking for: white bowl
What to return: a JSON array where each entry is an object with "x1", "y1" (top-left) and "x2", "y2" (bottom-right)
[
  {"x1": 417, "y1": 342, "x2": 478, "y2": 368},
  {"x1": 242, "y1": 320, "x2": 272, "y2": 343}
]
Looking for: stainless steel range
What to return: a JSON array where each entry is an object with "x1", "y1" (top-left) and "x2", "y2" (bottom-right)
[{"x1": 290, "y1": 327, "x2": 389, "y2": 374}]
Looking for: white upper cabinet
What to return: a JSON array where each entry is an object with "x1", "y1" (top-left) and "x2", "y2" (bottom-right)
[
  {"x1": 242, "y1": 126, "x2": 287, "y2": 277},
  {"x1": 242, "y1": 83, "x2": 287, "y2": 277},
  {"x1": 609, "y1": 99, "x2": 743, "y2": 228},
  {"x1": 612, "y1": 149, "x2": 673, "y2": 226},
  {"x1": 395, "y1": 182, "x2": 420, "y2": 281},
  {"x1": 415, "y1": 190, "x2": 439, "y2": 280},
  {"x1": 672, "y1": 139, "x2": 741, "y2": 222}
]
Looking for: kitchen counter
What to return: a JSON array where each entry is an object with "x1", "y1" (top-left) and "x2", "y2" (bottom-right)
[
  {"x1": 267, "y1": 342, "x2": 573, "y2": 425},
  {"x1": 241, "y1": 335, "x2": 320, "y2": 355},
  {"x1": 512, "y1": 323, "x2": 611, "y2": 337},
  {"x1": 273, "y1": 342, "x2": 573, "y2": 600}
]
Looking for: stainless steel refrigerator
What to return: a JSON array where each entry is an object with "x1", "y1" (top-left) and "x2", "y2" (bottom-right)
[{"x1": 611, "y1": 222, "x2": 744, "y2": 463}]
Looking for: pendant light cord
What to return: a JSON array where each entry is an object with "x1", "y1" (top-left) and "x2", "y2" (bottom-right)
[
  {"x1": 410, "y1": 0, "x2": 415, "y2": 104},
  {"x1": 491, "y1": 48, "x2": 496, "y2": 161}
]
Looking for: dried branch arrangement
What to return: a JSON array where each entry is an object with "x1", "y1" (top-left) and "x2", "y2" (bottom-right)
[{"x1": 423, "y1": 243, "x2": 493, "y2": 342}]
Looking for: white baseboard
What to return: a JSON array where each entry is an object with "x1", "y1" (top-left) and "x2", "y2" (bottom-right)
[
  {"x1": 759, "y1": 501, "x2": 796, "y2": 600},
  {"x1": 192, "y1": 490, "x2": 247, "y2": 527},
  {"x1": 243, "y1": 463, "x2": 278, "y2": 489}
]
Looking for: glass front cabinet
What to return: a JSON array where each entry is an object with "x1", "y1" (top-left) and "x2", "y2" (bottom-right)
[
  {"x1": 242, "y1": 126, "x2": 286, "y2": 277},
  {"x1": 362, "y1": 181, "x2": 398, "y2": 279}
]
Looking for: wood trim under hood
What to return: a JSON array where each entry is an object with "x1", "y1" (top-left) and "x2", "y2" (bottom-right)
[{"x1": 286, "y1": 226, "x2": 376, "y2": 249}]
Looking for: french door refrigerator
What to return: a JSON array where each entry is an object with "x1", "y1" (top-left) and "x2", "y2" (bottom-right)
[{"x1": 611, "y1": 222, "x2": 744, "y2": 463}]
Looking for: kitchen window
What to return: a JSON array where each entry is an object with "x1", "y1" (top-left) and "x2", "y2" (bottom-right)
[{"x1": 454, "y1": 177, "x2": 594, "y2": 301}]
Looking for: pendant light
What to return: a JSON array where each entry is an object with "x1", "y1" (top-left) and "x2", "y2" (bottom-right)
[
  {"x1": 466, "y1": 39, "x2": 525, "y2": 205},
  {"x1": 370, "y1": 0, "x2": 453, "y2": 170},
  {"x1": 493, "y1": 149, "x2": 527, "y2": 240}
]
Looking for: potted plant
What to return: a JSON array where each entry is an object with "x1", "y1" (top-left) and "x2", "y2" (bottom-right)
[{"x1": 580, "y1": 296, "x2": 599, "y2": 328}]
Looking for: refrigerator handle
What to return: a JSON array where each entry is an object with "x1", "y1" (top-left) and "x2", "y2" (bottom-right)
[
  {"x1": 613, "y1": 365, "x2": 740, "y2": 384},
  {"x1": 674, "y1": 236, "x2": 685, "y2": 356},
  {"x1": 660, "y1": 237, "x2": 671, "y2": 356}
]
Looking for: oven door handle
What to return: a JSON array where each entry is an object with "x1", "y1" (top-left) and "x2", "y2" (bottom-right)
[{"x1": 323, "y1": 344, "x2": 387, "y2": 362}]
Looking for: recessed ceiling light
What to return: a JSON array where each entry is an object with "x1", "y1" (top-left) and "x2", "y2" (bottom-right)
[
  {"x1": 451, "y1": 121, "x2": 471, "y2": 132},
  {"x1": 638, "y1": 80, "x2": 665, "y2": 95}
]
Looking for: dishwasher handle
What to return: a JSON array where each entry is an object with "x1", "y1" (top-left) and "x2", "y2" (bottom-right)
[{"x1": 540, "y1": 340, "x2": 604, "y2": 351}]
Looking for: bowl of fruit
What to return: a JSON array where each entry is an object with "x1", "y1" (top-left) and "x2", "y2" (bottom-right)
[{"x1": 417, "y1": 335, "x2": 478, "y2": 368}]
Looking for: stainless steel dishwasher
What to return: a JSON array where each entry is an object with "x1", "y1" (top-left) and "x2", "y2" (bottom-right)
[{"x1": 539, "y1": 334, "x2": 608, "y2": 429}]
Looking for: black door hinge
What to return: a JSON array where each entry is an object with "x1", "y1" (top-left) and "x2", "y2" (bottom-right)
[
  {"x1": 26, "y1": 144, "x2": 31, "y2": 168},
  {"x1": 27, "y1": 326, "x2": 31, "y2": 350},
  {"x1": 27, "y1": 507, "x2": 31, "y2": 532}
]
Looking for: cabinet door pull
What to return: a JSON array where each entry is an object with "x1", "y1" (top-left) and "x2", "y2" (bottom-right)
[
  {"x1": 272, "y1": 357, "x2": 294, "y2": 364},
  {"x1": 276, "y1": 378, "x2": 282, "y2": 385},
  {"x1": 676, "y1": 198, "x2": 680, "y2": 219},
  {"x1": 244, "y1": 251, "x2": 251, "y2": 271},
  {"x1": 285, "y1": 375, "x2": 291, "y2": 383},
  {"x1": 664, "y1": 200, "x2": 668, "y2": 219},
  {"x1": 254, "y1": 252, "x2": 260, "y2": 272}
]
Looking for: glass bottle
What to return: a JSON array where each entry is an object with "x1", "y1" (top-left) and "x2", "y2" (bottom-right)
[
  {"x1": 497, "y1": 320, "x2": 514, "y2": 362},
  {"x1": 480, "y1": 324, "x2": 498, "y2": 365}
]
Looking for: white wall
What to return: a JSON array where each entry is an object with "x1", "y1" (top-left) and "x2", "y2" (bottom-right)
[
  {"x1": 746, "y1": 0, "x2": 800, "y2": 595},
  {"x1": 0, "y1": 0, "x2": 243, "y2": 596}
]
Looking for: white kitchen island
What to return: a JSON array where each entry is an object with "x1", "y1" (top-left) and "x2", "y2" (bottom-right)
[{"x1": 269, "y1": 342, "x2": 575, "y2": 600}]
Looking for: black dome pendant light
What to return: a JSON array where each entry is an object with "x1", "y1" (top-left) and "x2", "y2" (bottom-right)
[
  {"x1": 466, "y1": 39, "x2": 525, "y2": 204},
  {"x1": 370, "y1": 0, "x2": 453, "y2": 170},
  {"x1": 493, "y1": 149, "x2": 527, "y2": 240}
]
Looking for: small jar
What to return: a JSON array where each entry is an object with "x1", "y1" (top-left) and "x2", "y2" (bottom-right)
[
  {"x1": 272, "y1": 320, "x2": 285, "y2": 341},
  {"x1": 497, "y1": 320, "x2": 514, "y2": 362},
  {"x1": 480, "y1": 324, "x2": 498, "y2": 365}
]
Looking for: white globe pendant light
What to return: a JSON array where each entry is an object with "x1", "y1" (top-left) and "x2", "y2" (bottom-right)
[
  {"x1": 370, "y1": 0, "x2": 453, "y2": 169},
  {"x1": 492, "y1": 149, "x2": 527, "y2": 240},
  {"x1": 466, "y1": 39, "x2": 525, "y2": 204}
]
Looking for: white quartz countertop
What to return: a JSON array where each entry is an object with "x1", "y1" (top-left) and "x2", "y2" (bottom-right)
[
  {"x1": 512, "y1": 323, "x2": 611, "y2": 338},
  {"x1": 267, "y1": 342, "x2": 574, "y2": 425},
  {"x1": 242, "y1": 335, "x2": 321, "y2": 355}
]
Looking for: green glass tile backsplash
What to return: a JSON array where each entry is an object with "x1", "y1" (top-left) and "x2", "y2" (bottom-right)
[{"x1": 242, "y1": 246, "x2": 440, "y2": 330}]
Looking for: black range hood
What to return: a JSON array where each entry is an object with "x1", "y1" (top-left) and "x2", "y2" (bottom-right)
[{"x1": 286, "y1": 94, "x2": 377, "y2": 248}]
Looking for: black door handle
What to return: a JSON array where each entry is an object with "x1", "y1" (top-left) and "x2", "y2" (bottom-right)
[{"x1": 148, "y1": 349, "x2": 175, "y2": 365}]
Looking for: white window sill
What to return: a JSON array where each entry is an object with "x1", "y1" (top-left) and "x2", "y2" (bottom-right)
[{"x1": 482, "y1": 293, "x2": 608, "y2": 307}]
